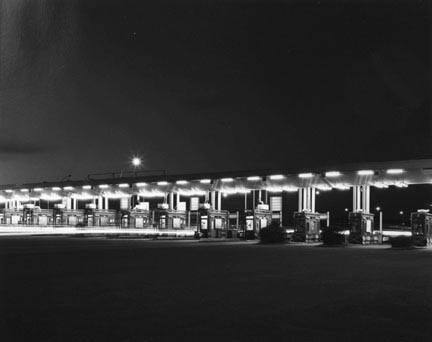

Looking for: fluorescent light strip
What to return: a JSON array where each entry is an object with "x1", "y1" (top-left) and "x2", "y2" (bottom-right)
[
  {"x1": 325, "y1": 171, "x2": 341, "y2": 177},
  {"x1": 200, "y1": 179, "x2": 211, "y2": 184},
  {"x1": 386, "y1": 168, "x2": 404, "y2": 175},
  {"x1": 298, "y1": 173, "x2": 314, "y2": 179},
  {"x1": 63, "y1": 186, "x2": 74, "y2": 191},
  {"x1": 269, "y1": 175, "x2": 284, "y2": 180},
  {"x1": 221, "y1": 178, "x2": 234, "y2": 183},
  {"x1": 157, "y1": 181, "x2": 168, "y2": 186},
  {"x1": 176, "y1": 180, "x2": 188, "y2": 185},
  {"x1": 99, "y1": 184, "x2": 109, "y2": 189},
  {"x1": 247, "y1": 176, "x2": 261, "y2": 181},
  {"x1": 52, "y1": 187, "x2": 61, "y2": 191},
  {"x1": 357, "y1": 170, "x2": 374, "y2": 176},
  {"x1": 118, "y1": 183, "x2": 129, "y2": 188},
  {"x1": 82, "y1": 185, "x2": 92, "y2": 190},
  {"x1": 135, "y1": 182, "x2": 146, "y2": 187}
]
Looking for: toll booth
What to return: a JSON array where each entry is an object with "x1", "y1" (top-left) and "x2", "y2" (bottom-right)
[
  {"x1": 154, "y1": 203, "x2": 187, "y2": 230},
  {"x1": 348, "y1": 212, "x2": 375, "y2": 244},
  {"x1": 198, "y1": 205, "x2": 229, "y2": 238},
  {"x1": 243, "y1": 204, "x2": 273, "y2": 240},
  {"x1": 293, "y1": 211, "x2": 321, "y2": 242},
  {"x1": 228, "y1": 211, "x2": 240, "y2": 238},
  {"x1": 84, "y1": 204, "x2": 117, "y2": 227},
  {"x1": 53, "y1": 204, "x2": 84, "y2": 226},
  {"x1": 2, "y1": 208, "x2": 23, "y2": 225},
  {"x1": 411, "y1": 211, "x2": 432, "y2": 246},
  {"x1": 128, "y1": 202, "x2": 151, "y2": 228},
  {"x1": 23, "y1": 205, "x2": 53, "y2": 225}
]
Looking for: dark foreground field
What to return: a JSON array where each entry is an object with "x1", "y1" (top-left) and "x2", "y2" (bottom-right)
[{"x1": 1, "y1": 237, "x2": 432, "y2": 341}]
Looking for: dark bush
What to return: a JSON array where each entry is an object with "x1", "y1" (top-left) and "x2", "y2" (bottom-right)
[
  {"x1": 321, "y1": 227, "x2": 346, "y2": 246},
  {"x1": 412, "y1": 235, "x2": 427, "y2": 247},
  {"x1": 390, "y1": 235, "x2": 413, "y2": 248},
  {"x1": 291, "y1": 231, "x2": 306, "y2": 242},
  {"x1": 348, "y1": 232, "x2": 362, "y2": 244},
  {"x1": 259, "y1": 221, "x2": 286, "y2": 243}
]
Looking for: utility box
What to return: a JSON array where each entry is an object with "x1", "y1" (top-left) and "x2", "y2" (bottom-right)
[
  {"x1": 293, "y1": 211, "x2": 321, "y2": 242},
  {"x1": 348, "y1": 212, "x2": 375, "y2": 244},
  {"x1": 411, "y1": 211, "x2": 432, "y2": 246}
]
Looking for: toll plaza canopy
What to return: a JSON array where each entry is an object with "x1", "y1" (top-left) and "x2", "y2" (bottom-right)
[{"x1": 0, "y1": 158, "x2": 431, "y2": 200}]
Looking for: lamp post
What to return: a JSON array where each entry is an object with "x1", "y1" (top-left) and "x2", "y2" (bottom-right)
[{"x1": 376, "y1": 206, "x2": 383, "y2": 243}]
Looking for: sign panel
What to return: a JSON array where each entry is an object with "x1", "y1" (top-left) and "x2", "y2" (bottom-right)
[
  {"x1": 246, "y1": 217, "x2": 254, "y2": 231},
  {"x1": 190, "y1": 197, "x2": 199, "y2": 211},
  {"x1": 177, "y1": 202, "x2": 187, "y2": 211},
  {"x1": 173, "y1": 217, "x2": 181, "y2": 228},
  {"x1": 270, "y1": 197, "x2": 282, "y2": 212},
  {"x1": 215, "y1": 218, "x2": 223, "y2": 229},
  {"x1": 39, "y1": 216, "x2": 48, "y2": 226}
]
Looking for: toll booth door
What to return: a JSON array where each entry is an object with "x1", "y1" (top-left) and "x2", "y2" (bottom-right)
[
  {"x1": 121, "y1": 215, "x2": 129, "y2": 228},
  {"x1": 68, "y1": 216, "x2": 77, "y2": 226},
  {"x1": 100, "y1": 216, "x2": 108, "y2": 226},
  {"x1": 135, "y1": 217, "x2": 144, "y2": 228},
  {"x1": 160, "y1": 215, "x2": 166, "y2": 229},
  {"x1": 11, "y1": 215, "x2": 20, "y2": 225},
  {"x1": 201, "y1": 216, "x2": 208, "y2": 230},
  {"x1": 173, "y1": 217, "x2": 181, "y2": 229},
  {"x1": 39, "y1": 216, "x2": 48, "y2": 226}
]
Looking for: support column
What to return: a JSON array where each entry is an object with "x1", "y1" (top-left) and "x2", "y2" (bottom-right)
[
  {"x1": 104, "y1": 197, "x2": 109, "y2": 210},
  {"x1": 217, "y1": 191, "x2": 222, "y2": 211},
  {"x1": 98, "y1": 196, "x2": 103, "y2": 210},
  {"x1": 169, "y1": 192, "x2": 174, "y2": 210},
  {"x1": 364, "y1": 185, "x2": 370, "y2": 214},
  {"x1": 298, "y1": 188, "x2": 303, "y2": 212},
  {"x1": 258, "y1": 190, "x2": 262, "y2": 203},
  {"x1": 210, "y1": 191, "x2": 216, "y2": 210},
  {"x1": 176, "y1": 193, "x2": 180, "y2": 209},
  {"x1": 311, "y1": 187, "x2": 316, "y2": 213}
]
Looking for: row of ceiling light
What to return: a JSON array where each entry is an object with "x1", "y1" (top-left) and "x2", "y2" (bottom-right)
[{"x1": 3, "y1": 169, "x2": 405, "y2": 194}]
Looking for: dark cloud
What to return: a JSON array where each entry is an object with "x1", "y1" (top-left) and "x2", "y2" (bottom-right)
[{"x1": 0, "y1": 139, "x2": 51, "y2": 155}]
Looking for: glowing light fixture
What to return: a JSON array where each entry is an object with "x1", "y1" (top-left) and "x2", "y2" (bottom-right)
[
  {"x1": 52, "y1": 187, "x2": 61, "y2": 191},
  {"x1": 376, "y1": 206, "x2": 381, "y2": 211},
  {"x1": 176, "y1": 180, "x2": 188, "y2": 185},
  {"x1": 357, "y1": 170, "x2": 374, "y2": 176},
  {"x1": 299, "y1": 173, "x2": 314, "y2": 179},
  {"x1": 20, "y1": 189, "x2": 29, "y2": 193},
  {"x1": 99, "y1": 184, "x2": 109, "y2": 189},
  {"x1": 34, "y1": 188, "x2": 43, "y2": 192},
  {"x1": 199, "y1": 179, "x2": 211, "y2": 184},
  {"x1": 118, "y1": 183, "x2": 129, "y2": 188},
  {"x1": 325, "y1": 171, "x2": 341, "y2": 178},
  {"x1": 157, "y1": 181, "x2": 168, "y2": 186},
  {"x1": 269, "y1": 175, "x2": 284, "y2": 180},
  {"x1": 386, "y1": 168, "x2": 404, "y2": 175},
  {"x1": 82, "y1": 185, "x2": 92, "y2": 190},
  {"x1": 63, "y1": 186, "x2": 74, "y2": 191},
  {"x1": 136, "y1": 182, "x2": 146, "y2": 187},
  {"x1": 131, "y1": 157, "x2": 142, "y2": 167},
  {"x1": 5, "y1": 189, "x2": 13, "y2": 193},
  {"x1": 316, "y1": 184, "x2": 332, "y2": 191},
  {"x1": 247, "y1": 176, "x2": 261, "y2": 181},
  {"x1": 221, "y1": 178, "x2": 234, "y2": 183}
]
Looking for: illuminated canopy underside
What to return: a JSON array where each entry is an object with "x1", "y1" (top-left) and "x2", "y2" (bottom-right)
[{"x1": 0, "y1": 159, "x2": 431, "y2": 202}]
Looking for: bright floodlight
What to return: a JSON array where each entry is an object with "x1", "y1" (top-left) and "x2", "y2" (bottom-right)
[
  {"x1": 247, "y1": 176, "x2": 261, "y2": 181},
  {"x1": 269, "y1": 175, "x2": 284, "y2": 180},
  {"x1": 99, "y1": 184, "x2": 109, "y2": 189},
  {"x1": 386, "y1": 168, "x2": 404, "y2": 175},
  {"x1": 118, "y1": 183, "x2": 129, "y2": 188},
  {"x1": 221, "y1": 178, "x2": 234, "y2": 183},
  {"x1": 299, "y1": 173, "x2": 314, "y2": 179},
  {"x1": 136, "y1": 182, "x2": 146, "y2": 187},
  {"x1": 52, "y1": 187, "x2": 61, "y2": 191},
  {"x1": 376, "y1": 206, "x2": 381, "y2": 211},
  {"x1": 157, "y1": 181, "x2": 168, "y2": 186},
  {"x1": 5, "y1": 189, "x2": 13, "y2": 193},
  {"x1": 131, "y1": 157, "x2": 142, "y2": 167},
  {"x1": 176, "y1": 180, "x2": 188, "y2": 185},
  {"x1": 82, "y1": 185, "x2": 92, "y2": 190},
  {"x1": 63, "y1": 186, "x2": 74, "y2": 191},
  {"x1": 357, "y1": 170, "x2": 374, "y2": 176},
  {"x1": 325, "y1": 171, "x2": 341, "y2": 178},
  {"x1": 20, "y1": 189, "x2": 29, "y2": 192},
  {"x1": 200, "y1": 179, "x2": 211, "y2": 184},
  {"x1": 34, "y1": 188, "x2": 43, "y2": 192}
]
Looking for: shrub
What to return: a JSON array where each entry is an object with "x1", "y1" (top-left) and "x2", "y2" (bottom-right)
[
  {"x1": 259, "y1": 221, "x2": 286, "y2": 243},
  {"x1": 321, "y1": 227, "x2": 346, "y2": 246},
  {"x1": 390, "y1": 235, "x2": 413, "y2": 248},
  {"x1": 291, "y1": 231, "x2": 306, "y2": 242}
]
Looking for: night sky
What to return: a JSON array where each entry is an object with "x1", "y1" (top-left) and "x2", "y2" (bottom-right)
[{"x1": 0, "y1": 0, "x2": 430, "y2": 184}]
